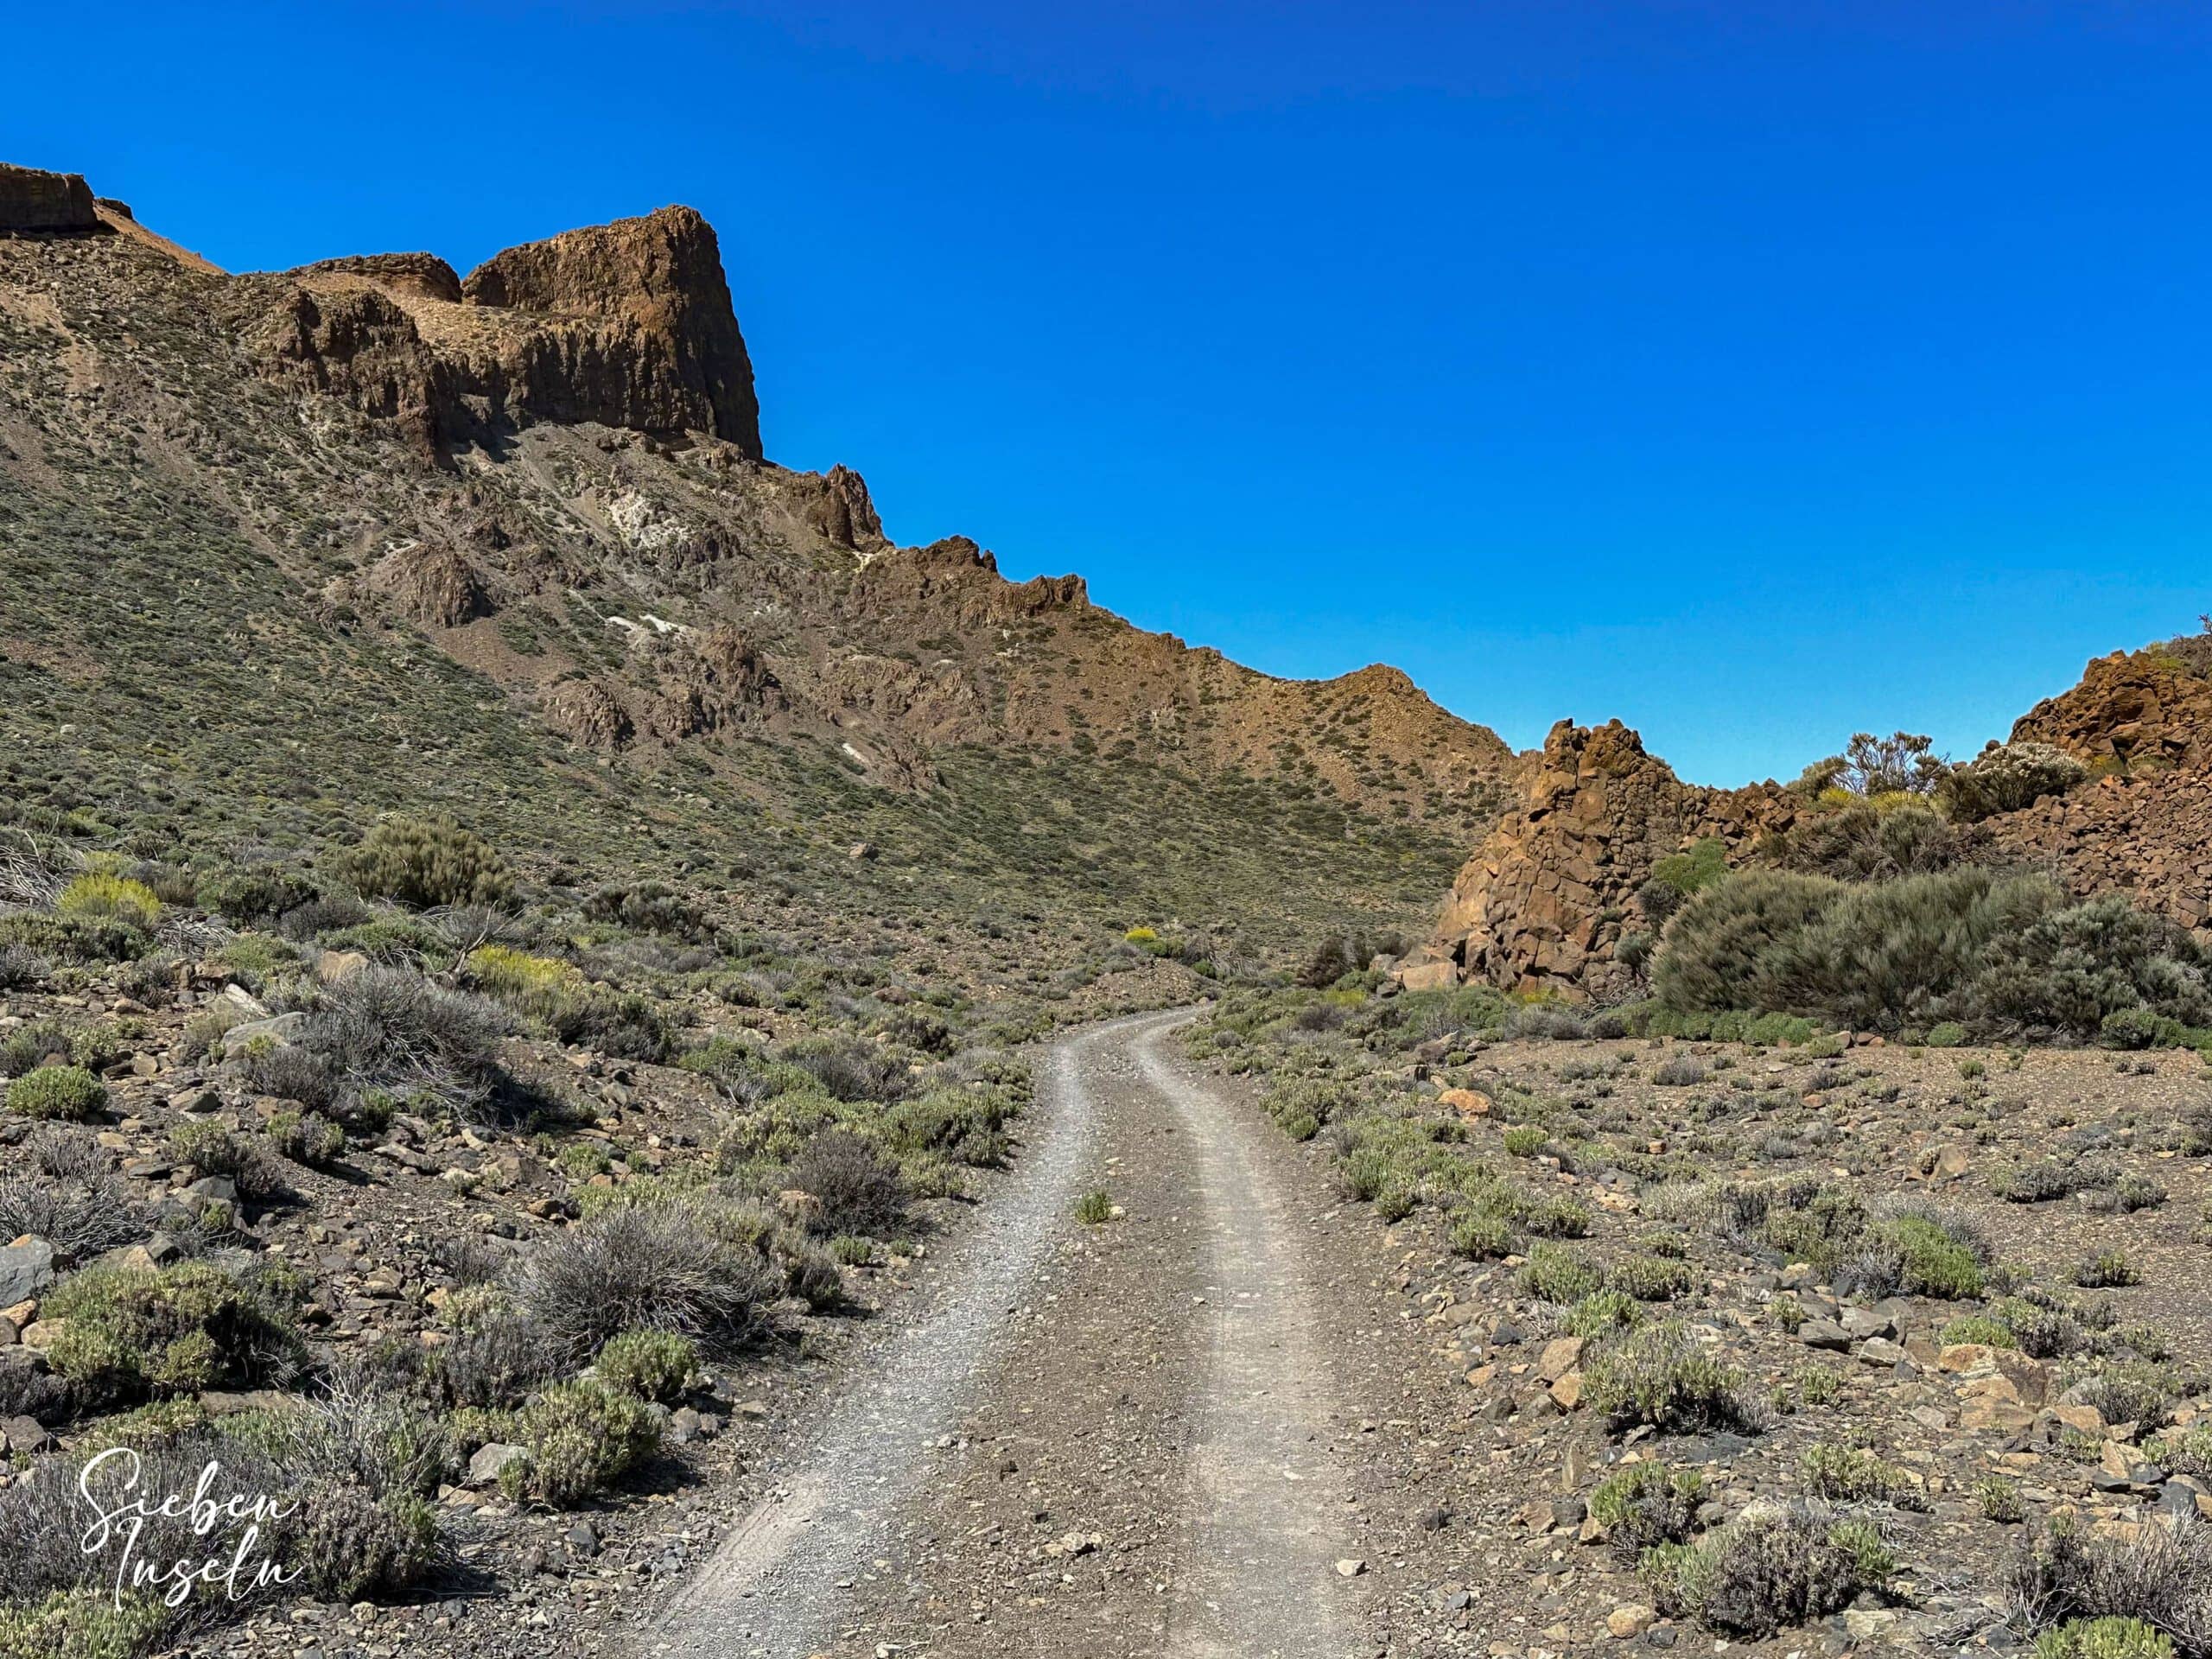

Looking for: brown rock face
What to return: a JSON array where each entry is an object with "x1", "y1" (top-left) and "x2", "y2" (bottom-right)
[
  {"x1": 1420, "y1": 720, "x2": 1792, "y2": 1001},
  {"x1": 0, "y1": 164, "x2": 99, "y2": 232},
  {"x1": 459, "y1": 207, "x2": 761, "y2": 454},
  {"x1": 2009, "y1": 649, "x2": 2212, "y2": 772},
  {"x1": 245, "y1": 205, "x2": 763, "y2": 458}
]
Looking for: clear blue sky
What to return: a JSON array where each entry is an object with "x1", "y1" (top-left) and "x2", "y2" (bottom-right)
[{"x1": 9, "y1": 3, "x2": 2209, "y2": 785}]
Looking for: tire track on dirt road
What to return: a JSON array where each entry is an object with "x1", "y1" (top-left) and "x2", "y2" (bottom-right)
[{"x1": 646, "y1": 1007, "x2": 1371, "y2": 1659}]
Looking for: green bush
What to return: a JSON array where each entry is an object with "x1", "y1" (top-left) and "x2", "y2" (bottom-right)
[
  {"x1": 1942, "y1": 741, "x2": 2088, "y2": 823},
  {"x1": 1881, "y1": 1215, "x2": 1984, "y2": 1300},
  {"x1": 1589, "y1": 1459, "x2": 1703, "y2": 1561},
  {"x1": 1564, "y1": 1288, "x2": 1644, "y2": 1338},
  {"x1": 1610, "y1": 1253, "x2": 1695, "y2": 1302},
  {"x1": 1800, "y1": 1441, "x2": 1921, "y2": 1505},
  {"x1": 3, "y1": 1064, "x2": 106, "y2": 1122},
  {"x1": 2033, "y1": 1619, "x2": 2176, "y2": 1659},
  {"x1": 1519, "y1": 1243, "x2": 1602, "y2": 1304},
  {"x1": 334, "y1": 814, "x2": 512, "y2": 910},
  {"x1": 1653, "y1": 868, "x2": 2212, "y2": 1041},
  {"x1": 505, "y1": 1379, "x2": 661, "y2": 1506},
  {"x1": 54, "y1": 870, "x2": 162, "y2": 931},
  {"x1": 1074, "y1": 1188, "x2": 1114, "y2": 1224},
  {"x1": 1643, "y1": 1501, "x2": 1893, "y2": 1637},
  {"x1": 1448, "y1": 1210, "x2": 1512, "y2": 1259},
  {"x1": 0, "y1": 1591, "x2": 171, "y2": 1659},
  {"x1": 1502, "y1": 1124, "x2": 1548, "y2": 1158},
  {"x1": 1584, "y1": 1319, "x2": 1761, "y2": 1433},
  {"x1": 266, "y1": 1108, "x2": 346, "y2": 1166},
  {"x1": 594, "y1": 1330, "x2": 699, "y2": 1403},
  {"x1": 44, "y1": 1261, "x2": 305, "y2": 1402}
]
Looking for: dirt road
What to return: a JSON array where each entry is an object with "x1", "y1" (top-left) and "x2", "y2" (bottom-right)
[{"x1": 647, "y1": 1008, "x2": 1471, "y2": 1659}]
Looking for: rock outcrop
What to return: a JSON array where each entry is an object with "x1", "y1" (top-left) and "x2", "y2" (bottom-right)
[
  {"x1": 1414, "y1": 645, "x2": 2212, "y2": 1000},
  {"x1": 456, "y1": 207, "x2": 761, "y2": 454},
  {"x1": 1407, "y1": 720, "x2": 1794, "y2": 1000},
  {"x1": 245, "y1": 206, "x2": 763, "y2": 457},
  {"x1": 2009, "y1": 649, "x2": 2212, "y2": 772},
  {"x1": 0, "y1": 164, "x2": 98, "y2": 232}
]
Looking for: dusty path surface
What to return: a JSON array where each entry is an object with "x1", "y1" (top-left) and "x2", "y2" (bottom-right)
[{"x1": 646, "y1": 1008, "x2": 1477, "y2": 1659}]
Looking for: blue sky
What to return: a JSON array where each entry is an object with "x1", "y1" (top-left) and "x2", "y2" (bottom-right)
[{"x1": 8, "y1": 2, "x2": 2209, "y2": 784}]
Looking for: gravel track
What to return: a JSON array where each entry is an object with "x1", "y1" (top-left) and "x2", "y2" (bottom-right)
[{"x1": 647, "y1": 1007, "x2": 1453, "y2": 1659}]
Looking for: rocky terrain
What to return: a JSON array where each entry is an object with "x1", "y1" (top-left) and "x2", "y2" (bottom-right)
[
  {"x1": 7, "y1": 152, "x2": 2212, "y2": 1659},
  {"x1": 1189, "y1": 975, "x2": 2212, "y2": 1656}
]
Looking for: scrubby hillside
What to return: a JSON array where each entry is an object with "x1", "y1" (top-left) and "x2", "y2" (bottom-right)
[{"x1": 0, "y1": 168, "x2": 1516, "y2": 973}]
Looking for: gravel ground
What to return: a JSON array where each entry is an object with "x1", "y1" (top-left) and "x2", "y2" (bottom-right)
[{"x1": 640, "y1": 1008, "x2": 1485, "y2": 1659}]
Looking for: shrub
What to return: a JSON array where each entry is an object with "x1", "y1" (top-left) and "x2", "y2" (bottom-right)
[
  {"x1": 465, "y1": 944, "x2": 583, "y2": 1017},
  {"x1": 253, "y1": 964, "x2": 509, "y2": 1122},
  {"x1": 431, "y1": 1309, "x2": 565, "y2": 1408},
  {"x1": 1074, "y1": 1188, "x2": 1114, "y2": 1225},
  {"x1": 512, "y1": 1199, "x2": 779, "y2": 1359},
  {"x1": 786, "y1": 1130, "x2": 907, "y2": 1236},
  {"x1": 2074, "y1": 1250, "x2": 2141, "y2": 1289},
  {"x1": 1881, "y1": 1214, "x2": 1985, "y2": 1300},
  {"x1": 3, "y1": 1064, "x2": 106, "y2": 1122},
  {"x1": 1564, "y1": 1288, "x2": 1644, "y2": 1338},
  {"x1": 54, "y1": 870, "x2": 162, "y2": 931},
  {"x1": 2034, "y1": 1619, "x2": 2177, "y2": 1659},
  {"x1": 2072, "y1": 1363, "x2": 2184, "y2": 1432},
  {"x1": 1610, "y1": 1253, "x2": 1695, "y2": 1302},
  {"x1": 1655, "y1": 867, "x2": 2212, "y2": 1041},
  {"x1": 0, "y1": 943, "x2": 48, "y2": 989},
  {"x1": 1501, "y1": 1124, "x2": 1548, "y2": 1158},
  {"x1": 1770, "y1": 798, "x2": 1960, "y2": 882},
  {"x1": 43, "y1": 1260, "x2": 305, "y2": 1402},
  {"x1": 1590, "y1": 1459, "x2": 1704, "y2": 1562},
  {"x1": 1584, "y1": 1319, "x2": 1762, "y2": 1433},
  {"x1": 1519, "y1": 1243, "x2": 1602, "y2": 1304},
  {"x1": 0, "y1": 1130, "x2": 140, "y2": 1258},
  {"x1": 780, "y1": 1034, "x2": 911, "y2": 1103},
  {"x1": 1942, "y1": 741, "x2": 2088, "y2": 823},
  {"x1": 266, "y1": 1108, "x2": 346, "y2": 1166},
  {"x1": 2012, "y1": 1517, "x2": 2212, "y2": 1655},
  {"x1": 583, "y1": 880, "x2": 709, "y2": 942},
  {"x1": 505, "y1": 1379, "x2": 661, "y2": 1506},
  {"x1": 1645, "y1": 1501, "x2": 1893, "y2": 1637},
  {"x1": 1448, "y1": 1210, "x2": 1512, "y2": 1260},
  {"x1": 1652, "y1": 1057, "x2": 1708, "y2": 1087},
  {"x1": 1979, "y1": 1475, "x2": 2027, "y2": 1523},
  {"x1": 334, "y1": 814, "x2": 512, "y2": 910},
  {"x1": 594, "y1": 1330, "x2": 699, "y2": 1402},
  {"x1": 1801, "y1": 1441, "x2": 1923, "y2": 1507},
  {"x1": 168, "y1": 1121, "x2": 283, "y2": 1198},
  {"x1": 1996, "y1": 1160, "x2": 2091, "y2": 1203}
]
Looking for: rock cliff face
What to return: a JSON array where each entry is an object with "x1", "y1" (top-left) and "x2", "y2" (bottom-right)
[
  {"x1": 244, "y1": 206, "x2": 763, "y2": 457},
  {"x1": 1406, "y1": 721, "x2": 1792, "y2": 1000},
  {"x1": 0, "y1": 163, "x2": 98, "y2": 232}
]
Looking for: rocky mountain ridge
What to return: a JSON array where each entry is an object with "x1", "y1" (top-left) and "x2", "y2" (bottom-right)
[{"x1": 0, "y1": 162, "x2": 1516, "y2": 937}]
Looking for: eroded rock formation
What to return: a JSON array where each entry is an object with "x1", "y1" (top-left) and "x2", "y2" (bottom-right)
[
  {"x1": 244, "y1": 206, "x2": 763, "y2": 457},
  {"x1": 1405, "y1": 721, "x2": 1794, "y2": 1000},
  {"x1": 0, "y1": 164, "x2": 98, "y2": 232}
]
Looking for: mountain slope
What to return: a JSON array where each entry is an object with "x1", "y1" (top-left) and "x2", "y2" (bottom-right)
[{"x1": 0, "y1": 167, "x2": 1514, "y2": 960}]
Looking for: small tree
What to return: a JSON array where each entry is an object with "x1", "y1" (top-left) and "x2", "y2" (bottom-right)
[{"x1": 1839, "y1": 732, "x2": 1947, "y2": 797}]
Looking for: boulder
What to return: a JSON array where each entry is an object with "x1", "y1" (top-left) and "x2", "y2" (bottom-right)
[
  {"x1": 466, "y1": 1442, "x2": 525, "y2": 1486},
  {"x1": 0, "y1": 1240, "x2": 54, "y2": 1309}
]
